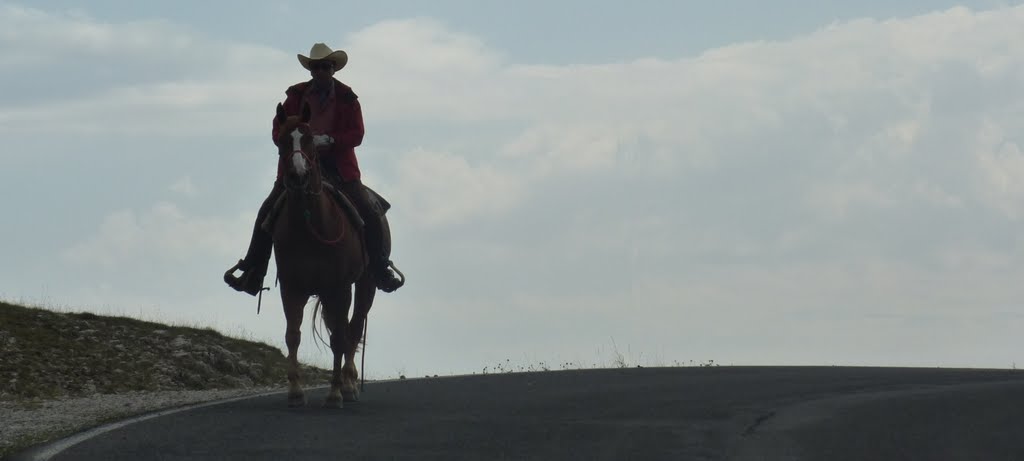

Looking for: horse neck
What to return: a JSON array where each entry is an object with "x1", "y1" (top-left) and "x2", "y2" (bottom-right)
[
  {"x1": 309, "y1": 161, "x2": 324, "y2": 191},
  {"x1": 286, "y1": 172, "x2": 348, "y2": 242}
]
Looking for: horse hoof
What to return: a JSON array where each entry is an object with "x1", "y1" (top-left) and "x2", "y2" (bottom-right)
[
  {"x1": 342, "y1": 391, "x2": 359, "y2": 403},
  {"x1": 324, "y1": 397, "x2": 344, "y2": 409},
  {"x1": 287, "y1": 394, "x2": 307, "y2": 408}
]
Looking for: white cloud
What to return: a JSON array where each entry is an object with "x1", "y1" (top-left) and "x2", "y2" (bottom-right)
[
  {"x1": 62, "y1": 202, "x2": 251, "y2": 268},
  {"x1": 0, "y1": 4, "x2": 293, "y2": 138},
  {"x1": 344, "y1": 4, "x2": 1024, "y2": 268},
  {"x1": 973, "y1": 119, "x2": 1024, "y2": 219},
  {"x1": 0, "y1": 4, "x2": 282, "y2": 72},
  {"x1": 340, "y1": 18, "x2": 518, "y2": 123},
  {"x1": 170, "y1": 176, "x2": 198, "y2": 197},
  {"x1": 0, "y1": 78, "x2": 288, "y2": 136},
  {"x1": 338, "y1": 5, "x2": 1023, "y2": 228},
  {"x1": 388, "y1": 148, "x2": 526, "y2": 228},
  {"x1": 8, "y1": 4, "x2": 1024, "y2": 372},
  {"x1": 348, "y1": 18, "x2": 501, "y2": 76},
  {"x1": 366, "y1": 4, "x2": 1024, "y2": 232}
]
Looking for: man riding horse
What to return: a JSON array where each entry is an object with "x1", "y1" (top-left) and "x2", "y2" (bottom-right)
[{"x1": 225, "y1": 42, "x2": 404, "y2": 296}]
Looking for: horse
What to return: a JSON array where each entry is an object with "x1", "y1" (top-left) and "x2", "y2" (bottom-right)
[{"x1": 270, "y1": 101, "x2": 383, "y2": 408}]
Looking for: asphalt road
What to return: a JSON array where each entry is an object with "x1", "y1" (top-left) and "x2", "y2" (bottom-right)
[{"x1": 16, "y1": 367, "x2": 1024, "y2": 460}]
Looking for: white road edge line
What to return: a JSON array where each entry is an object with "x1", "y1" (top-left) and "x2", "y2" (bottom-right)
[
  {"x1": 15, "y1": 377, "x2": 417, "y2": 461},
  {"x1": 16, "y1": 387, "x2": 308, "y2": 461}
]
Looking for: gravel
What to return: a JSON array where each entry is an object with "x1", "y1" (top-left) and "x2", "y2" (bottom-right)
[{"x1": 0, "y1": 386, "x2": 284, "y2": 456}]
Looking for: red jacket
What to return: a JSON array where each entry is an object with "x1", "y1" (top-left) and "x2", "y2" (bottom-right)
[{"x1": 272, "y1": 78, "x2": 365, "y2": 181}]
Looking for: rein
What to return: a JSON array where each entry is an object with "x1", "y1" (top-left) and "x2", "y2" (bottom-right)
[
  {"x1": 303, "y1": 208, "x2": 346, "y2": 245},
  {"x1": 284, "y1": 148, "x2": 346, "y2": 245}
]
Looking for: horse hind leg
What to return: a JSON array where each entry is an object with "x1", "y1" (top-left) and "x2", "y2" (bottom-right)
[
  {"x1": 343, "y1": 276, "x2": 376, "y2": 402},
  {"x1": 321, "y1": 287, "x2": 352, "y2": 409},
  {"x1": 328, "y1": 333, "x2": 349, "y2": 408},
  {"x1": 342, "y1": 346, "x2": 359, "y2": 402},
  {"x1": 342, "y1": 323, "x2": 366, "y2": 402}
]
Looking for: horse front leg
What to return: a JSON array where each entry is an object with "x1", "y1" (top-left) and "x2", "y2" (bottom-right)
[{"x1": 281, "y1": 287, "x2": 308, "y2": 408}]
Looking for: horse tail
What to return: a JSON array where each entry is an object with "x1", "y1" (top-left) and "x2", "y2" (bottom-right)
[{"x1": 311, "y1": 297, "x2": 330, "y2": 350}]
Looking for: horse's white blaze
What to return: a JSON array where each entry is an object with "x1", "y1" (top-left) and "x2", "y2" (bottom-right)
[{"x1": 290, "y1": 129, "x2": 308, "y2": 176}]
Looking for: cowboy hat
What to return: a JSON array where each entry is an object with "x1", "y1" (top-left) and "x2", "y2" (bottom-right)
[{"x1": 297, "y1": 43, "x2": 348, "y2": 71}]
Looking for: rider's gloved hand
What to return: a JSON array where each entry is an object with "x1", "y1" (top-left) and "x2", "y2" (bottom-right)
[{"x1": 313, "y1": 134, "x2": 334, "y2": 147}]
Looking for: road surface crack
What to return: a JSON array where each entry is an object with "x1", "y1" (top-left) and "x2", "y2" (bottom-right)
[{"x1": 742, "y1": 410, "x2": 777, "y2": 436}]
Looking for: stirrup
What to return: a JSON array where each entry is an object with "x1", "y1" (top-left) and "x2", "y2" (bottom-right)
[
  {"x1": 377, "y1": 261, "x2": 405, "y2": 293},
  {"x1": 224, "y1": 260, "x2": 267, "y2": 296},
  {"x1": 223, "y1": 259, "x2": 245, "y2": 288}
]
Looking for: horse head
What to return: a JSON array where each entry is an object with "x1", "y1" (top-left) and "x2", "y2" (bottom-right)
[{"x1": 275, "y1": 102, "x2": 318, "y2": 189}]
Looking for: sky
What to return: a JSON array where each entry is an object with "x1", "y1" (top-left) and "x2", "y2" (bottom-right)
[{"x1": 2, "y1": 1, "x2": 1024, "y2": 377}]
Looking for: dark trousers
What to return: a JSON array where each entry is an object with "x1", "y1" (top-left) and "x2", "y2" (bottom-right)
[
  {"x1": 337, "y1": 179, "x2": 387, "y2": 263},
  {"x1": 239, "y1": 182, "x2": 284, "y2": 276}
]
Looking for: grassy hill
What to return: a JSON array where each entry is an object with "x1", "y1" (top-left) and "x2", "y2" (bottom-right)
[
  {"x1": 0, "y1": 300, "x2": 336, "y2": 457},
  {"x1": 0, "y1": 300, "x2": 330, "y2": 402}
]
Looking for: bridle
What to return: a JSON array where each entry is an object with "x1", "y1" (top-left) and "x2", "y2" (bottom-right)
[
  {"x1": 281, "y1": 126, "x2": 322, "y2": 195},
  {"x1": 280, "y1": 127, "x2": 345, "y2": 245}
]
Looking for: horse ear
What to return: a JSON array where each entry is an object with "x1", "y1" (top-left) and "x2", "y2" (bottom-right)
[
  {"x1": 276, "y1": 103, "x2": 286, "y2": 123},
  {"x1": 301, "y1": 102, "x2": 311, "y2": 123}
]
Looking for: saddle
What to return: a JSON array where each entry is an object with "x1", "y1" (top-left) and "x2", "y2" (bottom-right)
[
  {"x1": 326, "y1": 181, "x2": 392, "y2": 225},
  {"x1": 260, "y1": 180, "x2": 390, "y2": 236}
]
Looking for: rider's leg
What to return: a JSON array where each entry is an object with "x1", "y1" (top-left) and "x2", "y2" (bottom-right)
[
  {"x1": 338, "y1": 180, "x2": 403, "y2": 292},
  {"x1": 224, "y1": 182, "x2": 284, "y2": 296}
]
